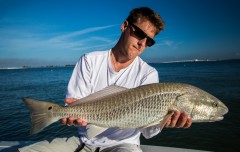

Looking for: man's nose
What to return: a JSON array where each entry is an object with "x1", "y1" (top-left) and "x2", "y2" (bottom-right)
[{"x1": 137, "y1": 37, "x2": 147, "y2": 47}]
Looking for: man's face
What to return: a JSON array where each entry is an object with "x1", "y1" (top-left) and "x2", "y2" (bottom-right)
[{"x1": 120, "y1": 20, "x2": 156, "y2": 60}]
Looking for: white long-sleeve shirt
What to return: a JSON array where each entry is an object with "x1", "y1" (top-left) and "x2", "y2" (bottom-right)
[{"x1": 66, "y1": 50, "x2": 161, "y2": 147}]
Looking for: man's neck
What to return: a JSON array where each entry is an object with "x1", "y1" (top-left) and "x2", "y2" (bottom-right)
[{"x1": 111, "y1": 47, "x2": 135, "y2": 72}]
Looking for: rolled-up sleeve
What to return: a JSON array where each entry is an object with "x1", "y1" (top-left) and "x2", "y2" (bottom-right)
[{"x1": 66, "y1": 54, "x2": 92, "y2": 99}]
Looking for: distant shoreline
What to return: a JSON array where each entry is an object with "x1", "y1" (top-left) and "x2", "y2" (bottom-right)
[
  {"x1": 0, "y1": 59, "x2": 239, "y2": 70},
  {"x1": 150, "y1": 58, "x2": 240, "y2": 64},
  {"x1": 160, "y1": 59, "x2": 216, "y2": 63},
  {"x1": 0, "y1": 64, "x2": 75, "y2": 70}
]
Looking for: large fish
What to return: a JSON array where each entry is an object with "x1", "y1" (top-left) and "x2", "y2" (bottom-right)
[{"x1": 23, "y1": 83, "x2": 228, "y2": 139}]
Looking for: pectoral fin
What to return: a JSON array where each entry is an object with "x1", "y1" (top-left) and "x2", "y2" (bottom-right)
[
  {"x1": 142, "y1": 120, "x2": 162, "y2": 128},
  {"x1": 159, "y1": 111, "x2": 174, "y2": 131},
  {"x1": 141, "y1": 111, "x2": 175, "y2": 130},
  {"x1": 86, "y1": 124, "x2": 108, "y2": 139}
]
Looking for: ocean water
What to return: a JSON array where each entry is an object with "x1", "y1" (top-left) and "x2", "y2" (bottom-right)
[{"x1": 0, "y1": 60, "x2": 239, "y2": 152}]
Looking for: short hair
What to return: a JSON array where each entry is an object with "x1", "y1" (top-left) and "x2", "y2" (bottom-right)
[{"x1": 126, "y1": 7, "x2": 165, "y2": 35}]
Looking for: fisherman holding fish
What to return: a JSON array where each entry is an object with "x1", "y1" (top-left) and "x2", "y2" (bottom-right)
[{"x1": 18, "y1": 7, "x2": 193, "y2": 152}]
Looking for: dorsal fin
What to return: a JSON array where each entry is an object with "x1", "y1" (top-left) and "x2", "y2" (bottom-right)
[{"x1": 70, "y1": 85, "x2": 128, "y2": 106}]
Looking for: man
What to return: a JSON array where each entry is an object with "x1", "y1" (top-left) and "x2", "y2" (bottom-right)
[{"x1": 18, "y1": 7, "x2": 192, "y2": 152}]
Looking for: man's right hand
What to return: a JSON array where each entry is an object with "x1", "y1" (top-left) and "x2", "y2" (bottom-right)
[{"x1": 60, "y1": 98, "x2": 88, "y2": 126}]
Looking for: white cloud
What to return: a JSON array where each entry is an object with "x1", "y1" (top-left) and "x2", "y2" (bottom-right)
[
  {"x1": 49, "y1": 25, "x2": 117, "y2": 41},
  {"x1": 0, "y1": 24, "x2": 118, "y2": 58}
]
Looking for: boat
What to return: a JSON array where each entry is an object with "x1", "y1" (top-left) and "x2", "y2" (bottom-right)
[{"x1": 0, "y1": 141, "x2": 211, "y2": 152}]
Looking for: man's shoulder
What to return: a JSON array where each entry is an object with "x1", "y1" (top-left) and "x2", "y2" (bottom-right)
[
  {"x1": 79, "y1": 50, "x2": 110, "y2": 67},
  {"x1": 136, "y1": 57, "x2": 157, "y2": 72},
  {"x1": 85, "y1": 50, "x2": 109, "y2": 58}
]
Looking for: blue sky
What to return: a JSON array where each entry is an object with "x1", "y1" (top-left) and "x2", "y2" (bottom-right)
[{"x1": 0, "y1": 0, "x2": 240, "y2": 67}]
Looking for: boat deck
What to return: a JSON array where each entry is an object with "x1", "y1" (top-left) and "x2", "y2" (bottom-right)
[{"x1": 0, "y1": 141, "x2": 211, "y2": 152}]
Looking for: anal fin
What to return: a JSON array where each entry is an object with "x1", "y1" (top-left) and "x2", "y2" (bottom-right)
[{"x1": 86, "y1": 124, "x2": 108, "y2": 139}]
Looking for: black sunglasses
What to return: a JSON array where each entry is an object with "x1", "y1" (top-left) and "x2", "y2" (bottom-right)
[{"x1": 129, "y1": 23, "x2": 155, "y2": 47}]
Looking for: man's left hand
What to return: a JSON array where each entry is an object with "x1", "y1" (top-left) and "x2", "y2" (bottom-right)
[{"x1": 165, "y1": 111, "x2": 192, "y2": 128}]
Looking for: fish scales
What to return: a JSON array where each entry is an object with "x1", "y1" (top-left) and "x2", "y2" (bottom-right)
[
  {"x1": 63, "y1": 83, "x2": 180, "y2": 128},
  {"x1": 22, "y1": 82, "x2": 228, "y2": 135}
]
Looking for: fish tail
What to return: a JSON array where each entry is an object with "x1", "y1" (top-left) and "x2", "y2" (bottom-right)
[{"x1": 22, "y1": 98, "x2": 61, "y2": 135}]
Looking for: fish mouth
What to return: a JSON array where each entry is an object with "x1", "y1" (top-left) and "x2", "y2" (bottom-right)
[
  {"x1": 210, "y1": 116, "x2": 224, "y2": 121},
  {"x1": 211, "y1": 105, "x2": 228, "y2": 122},
  {"x1": 221, "y1": 105, "x2": 229, "y2": 115}
]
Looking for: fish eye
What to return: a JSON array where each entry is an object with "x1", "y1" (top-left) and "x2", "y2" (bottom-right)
[
  {"x1": 48, "y1": 106, "x2": 53, "y2": 110},
  {"x1": 212, "y1": 102, "x2": 218, "y2": 107}
]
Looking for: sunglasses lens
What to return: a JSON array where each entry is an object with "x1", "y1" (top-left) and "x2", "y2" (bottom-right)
[
  {"x1": 134, "y1": 29, "x2": 146, "y2": 39},
  {"x1": 130, "y1": 24, "x2": 155, "y2": 47},
  {"x1": 146, "y1": 38, "x2": 155, "y2": 47}
]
